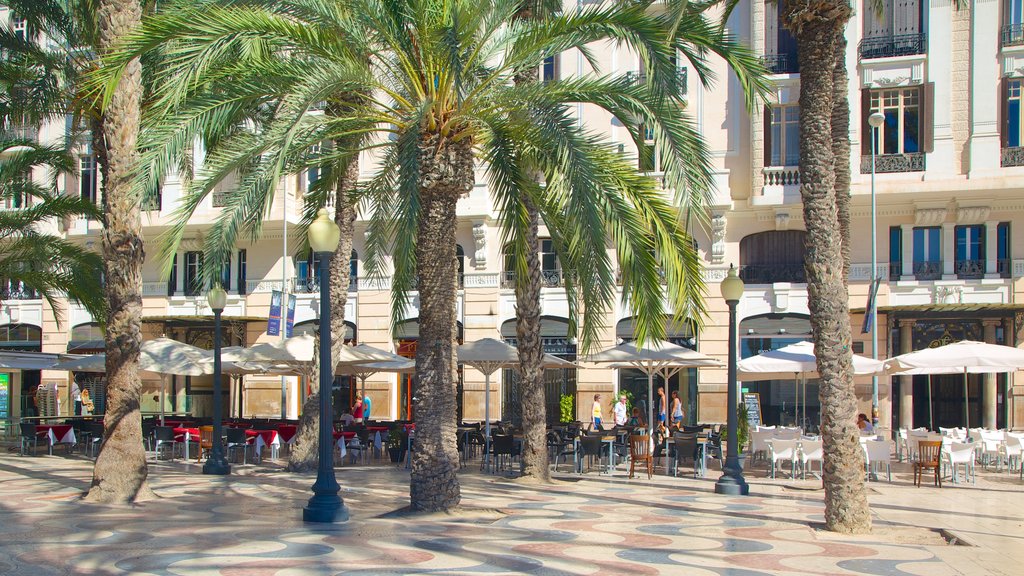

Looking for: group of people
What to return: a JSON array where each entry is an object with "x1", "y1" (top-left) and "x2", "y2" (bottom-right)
[
  {"x1": 341, "y1": 393, "x2": 372, "y2": 425},
  {"x1": 591, "y1": 386, "x2": 685, "y2": 432}
]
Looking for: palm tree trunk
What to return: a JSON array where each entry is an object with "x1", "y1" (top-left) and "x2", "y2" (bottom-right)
[
  {"x1": 786, "y1": 0, "x2": 870, "y2": 534},
  {"x1": 832, "y1": 34, "x2": 852, "y2": 282},
  {"x1": 287, "y1": 152, "x2": 358, "y2": 472},
  {"x1": 86, "y1": 0, "x2": 152, "y2": 504},
  {"x1": 410, "y1": 132, "x2": 473, "y2": 511},
  {"x1": 515, "y1": 198, "x2": 549, "y2": 482}
]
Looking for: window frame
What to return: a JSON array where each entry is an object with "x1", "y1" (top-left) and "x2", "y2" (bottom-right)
[
  {"x1": 869, "y1": 87, "x2": 921, "y2": 156},
  {"x1": 184, "y1": 251, "x2": 204, "y2": 296}
]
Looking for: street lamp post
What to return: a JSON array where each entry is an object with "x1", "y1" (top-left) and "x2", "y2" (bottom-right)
[
  {"x1": 303, "y1": 209, "x2": 348, "y2": 523},
  {"x1": 715, "y1": 265, "x2": 748, "y2": 496},
  {"x1": 203, "y1": 282, "x2": 230, "y2": 475},
  {"x1": 868, "y1": 111, "x2": 885, "y2": 426}
]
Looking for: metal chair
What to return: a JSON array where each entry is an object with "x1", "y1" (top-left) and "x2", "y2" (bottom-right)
[
  {"x1": 576, "y1": 434, "x2": 605, "y2": 474},
  {"x1": 225, "y1": 427, "x2": 252, "y2": 464},
  {"x1": 19, "y1": 423, "x2": 40, "y2": 456},
  {"x1": 152, "y1": 426, "x2": 177, "y2": 461},
  {"x1": 87, "y1": 422, "x2": 105, "y2": 458},
  {"x1": 491, "y1": 434, "x2": 517, "y2": 473},
  {"x1": 672, "y1": 433, "x2": 700, "y2": 477},
  {"x1": 628, "y1": 434, "x2": 653, "y2": 479}
]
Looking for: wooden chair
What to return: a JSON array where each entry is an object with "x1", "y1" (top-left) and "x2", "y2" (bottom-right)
[
  {"x1": 913, "y1": 440, "x2": 942, "y2": 487},
  {"x1": 198, "y1": 425, "x2": 214, "y2": 463},
  {"x1": 629, "y1": 435, "x2": 653, "y2": 480}
]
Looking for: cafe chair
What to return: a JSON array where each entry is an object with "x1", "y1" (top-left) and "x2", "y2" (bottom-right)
[
  {"x1": 913, "y1": 440, "x2": 942, "y2": 487},
  {"x1": 576, "y1": 434, "x2": 605, "y2": 474},
  {"x1": 862, "y1": 439, "x2": 892, "y2": 483},
  {"x1": 798, "y1": 440, "x2": 824, "y2": 479},
  {"x1": 152, "y1": 426, "x2": 177, "y2": 461},
  {"x1": 88, "y1": 422, "x2": 105, "y2": 458},
  {"x1": 19, "y1": 423, "x2": 40, "y2": 456},
  {"x1": 197, "y1": 426, "x2": 215, "y2": 462},
  {"x1": 672, "y1": 433, "x2": 700, "y2": 477},
  {"x1": 491, "y1": 434, "x2": 518, "y2": 473},
  {"x1": 942, "y1": 441, "x2": 975, "y2": 485},
  {"x1": 225, "y1": 427, "x2": 252, "y2": 464},
  {"x1": 768, "y1": 439, "x2": 799, "y2": 479},
  {"x1": 629, "y1": 435, "x2": 653, "y2": 480}
]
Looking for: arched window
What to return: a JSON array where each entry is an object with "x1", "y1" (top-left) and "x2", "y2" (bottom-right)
[
  {"x1": 739, "y1": 230, "x2": 806, "y2": 283},
  {"x1": 68, "y1": 323, "x2": 105, "y2": 353},
  {"x1": 0, "y1": 323, "x2": 42, "y2": 351}
]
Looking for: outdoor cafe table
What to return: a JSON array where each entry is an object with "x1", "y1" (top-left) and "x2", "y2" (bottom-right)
[
  {"x1": 173, "y1": 427, "x2": 200, "y2": 460},
  {"x1": 245, "y1": 429, "x2": 281, "y2": 460},
  {"x1": 35, "y1": 425, "x2": 76, "y2": 454},
  {"x1": 332, "y1": 431, "x2": 356, "y2": 461},
  {"x1": 278, "y1": 424, "x2": 298, "y2": 444}
]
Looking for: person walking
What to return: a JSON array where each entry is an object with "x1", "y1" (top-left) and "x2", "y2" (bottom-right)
[
  {"x1": 656, "y1": 386, "x2": 667, "y2": 425},
  {"x1": 613, "y1": 395, "x2": 628, "y2": 427},
  {"x1": 591, "y1": 394, "x2": 603, "y2": 431},
  {"x1": 670, "y1": 390, "x2": 684, "y2": 427}
]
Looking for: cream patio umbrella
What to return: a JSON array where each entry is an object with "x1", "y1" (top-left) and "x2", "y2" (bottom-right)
[
  {"x1": 885, "y1": 340, "x2": 1024, "y2": 429},
  {"x1": 456, "y1": 337, "x2": 575, "y2": 471},
  {"x1": 341, "y1": 344, "x2": 412, "y2": 396},
  {"x1": 586, "y1": 340, "x2": 722, "y2": 435},
  {"x1": 737, "y1": 341, "x2": 884, "y2": 429}
]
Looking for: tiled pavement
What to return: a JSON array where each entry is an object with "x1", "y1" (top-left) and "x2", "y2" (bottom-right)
[{"x1": 0, "y1": 451, "x2": 1021, "y2": 575}]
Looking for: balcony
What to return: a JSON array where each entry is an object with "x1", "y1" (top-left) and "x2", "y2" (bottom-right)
[
  {"x1": 889, "y1": 262, "x2": 902, "y2": 281},
  {"x1": 912, "y1": 260, "x2": 942, "y2": 280},
  {"x1": 0, "y1": 281, "x2": 39, "y2": 300},
  {"x1": 858, "y1": 33, "x2": 927, "y2": 60},
  {"x1": 1002, "y1": 24, "x2": 1024, "y2": 47},
  {"x1": 954, "y1": 259, "x2": 985, "y2": 280},
  {"x1": 738, "y1": 264, "x2": 805, "y2": 284},
  {"x1": 761, "y1": 52, "x2": 798, "y2": 75},
  {"x1": 997, "y1": 258, "x2": 1012, "y2": 279},
  {"x1": 1001, "y1": 146, "x2": 1024, "y2": 167},
  {"x1": 623, "y1": 68, "x2": 687, "y2": 96},
  {"x1": 860, "y1": 152, "x2": 925, "y2": 174},
  {"x1": 501, "y1": 269, "x2": 565, "y2": 289},
  {"x1": 293, "y1": 276, "x2": 359, "y2": 294}
]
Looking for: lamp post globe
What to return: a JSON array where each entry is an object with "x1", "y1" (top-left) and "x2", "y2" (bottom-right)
[
  {"x1": 715, "y1": 265, "x2": 748, "y2": 496},
  {"x1": 868, "y1": 111, "x2": 885, "y2": 129},
  {"x1": 203, "y1": 282, "x2": 231, "y2": 475},
  {"x1": 303, "y1": 208, "x2": 348, "y2": 523}
]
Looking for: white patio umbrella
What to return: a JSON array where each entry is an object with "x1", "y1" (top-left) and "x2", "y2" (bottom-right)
[
  {"x1": 885, "y1": 340, "x2": 1024, "y2": 429},
  {"x1": 222, "y1": 333, "x2": 315, "y2": 364},
  {"x1": 457, "y1": 337, "x2": 574, "y2": 471},
  {"x1": 737, "y1": 341, "x2": 884, "y2": 428},
  {"x1": 341, "y1": 344, "x2": 411, "y2": 395},
  {"x1": 585, "y1": 340, "x2": 722, "y2": 435}
]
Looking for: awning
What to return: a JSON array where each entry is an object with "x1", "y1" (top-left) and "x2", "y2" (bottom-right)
[
  {"x1": 850, "y1": 303, "x2": 1024, "y2": 315},
  {"x1": 0, "y1": 351, "x2": 66, "y2": 370}
]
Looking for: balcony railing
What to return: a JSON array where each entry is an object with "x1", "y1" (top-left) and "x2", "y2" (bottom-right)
[
  {"x1": 501, "y1": 269, "x2": 565, "y2": 289},
  {"x1": 858, "y1": 33, "x2": 927, "y2": 60},
  {"x1": 763, "y1": 165, "x2": 800, "y2": 186},
  {"x1": 293, "y1": 276, "x2": 359, "y2": 293},
  {"x1": 0, "y1": 281, "x2": 39, "y2": 300},
  {"x1": 860, "y1": 152, "x2": 925, "y2": 174},
  {"x1": 954, "y1": 259, "x2": 985, "y2": 279},
  {"x1": 738, "y1": 264, "x2": 805, "y2": 284},
  {"x1": 1002, "y1": 24, "x2": 1024, "y2": 47},
  {"x1": 889, "y1": 262, "x2": 902, "y2": 281},
  {"x1": 212, "y1": 190, "x2": 228, "y2": 207},
  {"x1": 761, "y1": 52, "x2": 798, "y2": 75},
  {"x1": 1001, "y1": 146, "x2": 1024, "y2": 167},
  {"x1": 623, "y1": 68, "x2": 687, "y2": 96},
  {"x1": 997, "y1": 258, "x2": 1012, "y2": 278},
  {"x1": 912, "y1": 260, "x2": 942, "y2": 280}
]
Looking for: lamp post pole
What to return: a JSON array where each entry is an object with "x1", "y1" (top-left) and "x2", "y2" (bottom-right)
[
  {"x1": 303, "y1": 209, "x2": 347, "y2": 523},
  {"x1": 868, "y1": 111, "x2": 885, "y2": 426},
  {"x1": 203, "y1": 283, "x2": 230, "y2": 475},
  {"x1": 715, "y1": 265, "x2": 748, "y2": 496}
]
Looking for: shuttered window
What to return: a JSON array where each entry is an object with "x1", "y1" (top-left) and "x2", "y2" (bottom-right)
[{"x1": 767, "y1": 105, "x2": 800, "y2": 166}]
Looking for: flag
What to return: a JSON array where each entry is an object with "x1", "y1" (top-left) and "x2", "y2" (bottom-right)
[{"x1": 268, "y1": 290, "x2": 282, "y2": 336}]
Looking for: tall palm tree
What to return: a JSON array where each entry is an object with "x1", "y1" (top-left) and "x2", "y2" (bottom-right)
[
  {"x1": 108, "y1": 0, "x2": 725, "y2": 511},
  {"x1": 781, "y1": 0, "x2": 870, "y2": 533},
  {"x1": 0, "y1": 140, "x2": 106, "y2": 324}
]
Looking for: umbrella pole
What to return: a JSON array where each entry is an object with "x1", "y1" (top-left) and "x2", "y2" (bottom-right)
[
  {"x1": 648, "y1": 366, "x2": 654, "y2": 436},
  {"x1": 963, "y1": 368, "x2": 969, "y2": 430},
  {"x1": 160, "y1": 374, "x2": 167, "y2": 426},
  {"x1": 928, "y1": 376, "x2": 933, "y2": 431},
  {"x1": 484, "y1": 371, "x2": 491, "y2": 473}
]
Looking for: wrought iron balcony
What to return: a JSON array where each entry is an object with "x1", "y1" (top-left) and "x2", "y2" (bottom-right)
[
  {"x1": 860, "y1": 152, "x2": 925, "y2": 174},
  {"x1": 761, "y1": 52, "x2": 798, "y2": 75},
  {"x1": 501, "y1": 269, "x2": 565, "y2": 289},
  {"x1": 294, "y1": 276, "x2": 359, "y2": 293},
  {"x1": 212, "y1": 190, "x2": 228, "y2": 207},
  {"x1": 889, "y1": 262, "x2": 902, "y2": 281},
  {"x1": 1001, "y1": 146, "x2": 1024, "y2": 167},
  {"x1": 0, "y1": 281, "x2": 39, "y2": 300},
  {"x1": 623, "y1": 68, "x2": 687, "y2": 96},
  {"x1": 858, "y1": 33, "x2": 927, "y2": 60},
  {"x1": 997, "y1": 258, "x2": 1012, "y2": 278},
  {"x1": 954, "y1": 259, "x2": 985, "y2": 279},
  {"x1": 912, "y1": 260, "x2": 942, "y2": 280},
  {"x1": 738, "y1": 264, "x2": 806, "y2": 284},
  {"x1": 1002, "y1": 24, "x2": 1024, "y2": 47}
]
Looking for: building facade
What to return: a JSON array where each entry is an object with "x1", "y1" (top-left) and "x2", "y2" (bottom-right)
[{"x1": 2, "y1": 1, "x2": 1023, "y2": 431}]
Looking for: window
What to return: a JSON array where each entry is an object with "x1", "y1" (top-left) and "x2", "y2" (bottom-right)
[
  {"x1": 219, "y1": 259, "x2": 231, "y2": 291},
  {"x1": 872, "y1": 88, "x2": 920, "y2": 155},
  {"x1": 305, "y1": 143, "x2": 322, "y2": 193},
  {"x1": 997, "y1": 223, "x2": 1011, "y2": 277},
  {"x1": 954, "y1": 225, "x2": 985, "y2": 279},
  {"x1": 1005, "y1": 79, "x2": 1024, "y2": 149},
  {"x1": 638, "y1": 124, "x2": 660, "y2": 172},
  {"x1": 889, "y1": 227, "x2": 903, "y2": 280},
  {"x1": 860, "y1": 0, "x2": 925, "y2": 59},
  {"x1": 1003, "y1": 0, "x2": 1024, "y2": 46},
  {"x1": 763, "y1": 1, "x2": 798, "y2": 73},
  {"x1": 12, "y1": 15, "x2": 27, "y2": 41},
  {"x1": 739, "y1": 230, "x2": 807, "y2": 283},
  {"x1": 80, "y1": 155, "x2": 97, "y2": 203},
  {"x1": 541, "y1": 55, "x2": 558, "y2": 83},
  {"x1": 237, "y1": 249, "x2": 247, "y2": 295},
  {"x1": 167, "y1": 254, "x2": 178, "y2": 296},
  {"x1": 767, "y1": 105, "x2": 800, "y2": 166},
  {"x1": 296, "y1": 250, "x2": 322, "y2": 292},
  {"x1": 349, "y1": 249, "x2": 358, "y2": 290},
  {"x1": 912, "y1": 226, "x2": 941, "y2": 280},
  {"x1": 455, "y1": 245, "x2": 464, "y2": 288},
  {"x1": 184, "y1": 251, "x2": 204, "y2": 296}
]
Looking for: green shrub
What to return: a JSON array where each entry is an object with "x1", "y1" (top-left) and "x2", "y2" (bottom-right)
[{"x1": 559, "y1": 393, "x2": 575, "y2": 423}]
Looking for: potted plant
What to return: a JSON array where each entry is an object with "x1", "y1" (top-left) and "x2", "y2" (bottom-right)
[
  {"x1": 559, "y1": 393, "x2": 575, "y2": 424},
  {"x1": 719, "y1": 403, "x2": 750, "y2": 465},
  {"x1": 386, "y1": 427, "x2": 405, "y2": 463}
]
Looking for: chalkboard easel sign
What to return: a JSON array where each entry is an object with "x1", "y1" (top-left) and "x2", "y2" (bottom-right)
[{"x1": 743, "y1": 393, "x2": 762, "y2": 429}]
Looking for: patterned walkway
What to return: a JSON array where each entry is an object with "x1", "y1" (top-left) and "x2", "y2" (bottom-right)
[{"x1": 0, "y1": 453, "x2": 1020, "y2": 575}]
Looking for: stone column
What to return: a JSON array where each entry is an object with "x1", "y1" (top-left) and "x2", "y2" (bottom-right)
[
  {"x1": 969, "y1": 0, "x2": 1002, "y2": 175},
  {"x1": 942, "y1": 222, "x2": 956, "y2": 279},
  {"x1": 983, "y1": 319, "x2": 1001, "y2": 429},
  {"x1": 985, "y1": 220, "x2": 999, "y2": 277},
  {"x1": 750, "y1": 0, "x2": 765, "y2": 197},
  {"x1": 901, "y1": 224, "x2": 914, "y2": 278},
  {"x1": 926, "y1": 0, "x2": 955, "y2": 178},
  {"x1": 899, "y1": 319, "x2": 915, "y2": 428}
]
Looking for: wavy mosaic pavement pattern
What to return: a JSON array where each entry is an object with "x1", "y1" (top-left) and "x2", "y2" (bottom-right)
[{"x1": 0, "y1": 455, "x2": 973, "y2": 575}]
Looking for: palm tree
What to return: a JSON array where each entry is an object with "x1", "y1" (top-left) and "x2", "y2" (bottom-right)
[
  {"x1": 0, "y1": 139, "x2": 106, "y2": 324},
  {"x1": 107, "y1": 0, "x2": 732, "y2": 511},
  {"x1": 780, "y1": 0, "x2": 871, "y2": 533}
]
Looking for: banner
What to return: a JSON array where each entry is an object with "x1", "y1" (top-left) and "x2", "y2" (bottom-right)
[
  {"x1": 285, "y1": 294, "x2": 297, "y2": 337},
  {"x1": 268, "y1": 290, "x2": 282, "y2": 336},
  {"x1": 0, "y1": 373, "x2": 9, "y2": 420},
  {"x1": 860, "y1": 277, "x2": 880, "y2": 334}
]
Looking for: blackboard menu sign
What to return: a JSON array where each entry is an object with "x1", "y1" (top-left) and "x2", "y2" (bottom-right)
[{"x1": 743, "y1": 393, "x2": 762, "y2": 429}]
